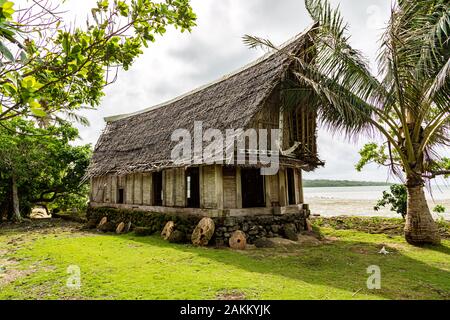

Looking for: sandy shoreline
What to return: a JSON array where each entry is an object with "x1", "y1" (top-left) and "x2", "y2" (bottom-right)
[{"x1": 305, "y1": 197, "x2": 450, "y2": 220}]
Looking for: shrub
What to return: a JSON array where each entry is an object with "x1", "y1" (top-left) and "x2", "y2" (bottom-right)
[
  {"x1": 433, "y1": 205, "x2": 446, "y2": 214},
  {"x1": 374, "y1": 184, "x2": 408, "y2": 218},
  {"x1": 374, "y1": 184, "x2": 447, "y2": 219}
]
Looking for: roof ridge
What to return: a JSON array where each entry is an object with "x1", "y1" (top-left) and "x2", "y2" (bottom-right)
[{"x1": 104, "y1": 25, "x2": 314, "y2": 123}]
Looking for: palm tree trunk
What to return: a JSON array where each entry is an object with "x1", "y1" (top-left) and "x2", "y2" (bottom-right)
[
  {"x1": 12, "y1": 173, "x2": 21, "y2": 222},
  {"x1": 404, "y1": 177, "x2": 440, "y2": 245}
]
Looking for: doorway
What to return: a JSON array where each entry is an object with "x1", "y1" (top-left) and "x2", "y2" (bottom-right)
[
  {"x1": 241, "y1": 168, "x2": 265, "y2": 208},
  {"x1": 117, "y1": 188, "x2": 124, "y2": 204},
  {"x1": 186, "y1": 167, "x2": 200, "y2": 208},
  {"x1": 287, "y1": 168, "x2": 296, "y2": 205},
  {"x1": 152, "y1": 171, "x2": 163, "y2": 206}
]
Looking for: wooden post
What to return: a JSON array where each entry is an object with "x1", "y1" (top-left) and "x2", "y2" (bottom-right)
[
  {"x1": 293, "y1": 169, "x2": 300, "y2": 204},
  {"x1": 236, "y1": 167, "x2": 242, "y2": 209},
  {"x1": 297, "y1": 169, "x2": 304, "y2": 204},
  {"x1": 215, "y1": 165, "x2": 224, "y2": 210},
  {"x1": 301, "y1": 108, "x2": 306, "y2": 154},
  {"x1": 142, "y1": 173, "x2": 152, "y2": 205},
  {"x1": 162, "y1": 170, "x2": 166, "y2": 206},
  {"x1": 111, "y1": 175, "x2": 117, "y2": 203},
  {"x1": 278, "y1": 168, "x2": 287, "y2": 207},
  {"x1": 265, "y1": 175, "x2": 271, "y2": 207},
  {"x1": 89, "y1": 177, "x2": 94, "y2": 201},
  {"x1": 177, "y1": 168, "x2": 186, "y2": 207},
  {"x1": 133, "y1": 173, "x2": 143, "y2": 205},
  {"x1": 126, "y1": 174, "x2": 134, "y2": 204},
  {"x1": 278, "y1": 109, "x2": 284, "y2": 149},
  {"x1": 199, "y1": 166, "x2": 204, "y2": 208},
  {"x1": 172, "y1": 169, "x2": 176, "y2": 206}
]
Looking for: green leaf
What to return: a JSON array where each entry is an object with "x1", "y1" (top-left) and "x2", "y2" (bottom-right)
[
  {"x1": 0, "y1": 41, "x2": 14, "y2": 61},
  {"x1": 62, "y1": 34, "x2": 70, "y2": 54},
  {"x1": 19, "y1": 51, "x2": 27, "y2": 63},
  {"x1": 0, "y1": 1, "x2": 15, "y2": 19},
  {"x1": 3, "y1": 82, "x2": 16, "y2": 95},
  {"x1": 2, "y1": 1, "x2": 14, "y2": 13},
  {"x1": 29, "y1": 100, "x2": 47, "y2": 117},
  {"x1": 22, "y1": 76, "x2": 36, "y2": 89}
]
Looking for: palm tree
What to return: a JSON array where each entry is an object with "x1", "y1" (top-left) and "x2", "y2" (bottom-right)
[{"x1": 245, "y1": 0, "x2": 449, "y2": 245}]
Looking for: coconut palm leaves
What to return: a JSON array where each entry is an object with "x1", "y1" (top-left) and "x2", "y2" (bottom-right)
[
  {"x1": 244, "y1": 0, "x2": 449, "y2": 181},
  {"x1": 244, "y1": 0, "x2": 449, "y2": 245}
]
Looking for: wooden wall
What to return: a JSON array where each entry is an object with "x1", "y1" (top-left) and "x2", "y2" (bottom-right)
[
  {"x1": 163, "y1": 168, "x2": 186, "y2": 207},
  {"x1": 223, "y1": 167, "x2": 237, "y2": 209},
  {"x1": 125, "y1": 174, "x2": 134, "y2": 204},
  {"x1": 249, "y1": 84, "x2": 318, "y2": 159},
  {"x1": 111, "y1": 176, "x2": 117, "y2": 203},
  {"x1": 142, "y1": 173, "x2": 152, "y2": 205},
  {"x1": 90, "y1": 165, "x2": 305, "y2": 210},
  {"x1": 200, "y1": 165, "x2": 216, "y2": 208},
  {"x1": 133, "y1": 173, "x2": 143, "y2": 205},
  {"x1": 264, "y1": 173, "x2": 280, "y2": 206}
]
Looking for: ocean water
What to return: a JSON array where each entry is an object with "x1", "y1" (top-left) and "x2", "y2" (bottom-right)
[
  {"x1": 303, "y1": 185, "x2": 450, "y2": 201},
  {"x1": 303, "y1": 185, "x2": 450, "y2": 219}
]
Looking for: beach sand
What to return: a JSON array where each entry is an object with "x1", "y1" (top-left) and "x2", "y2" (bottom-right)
[{"x1": 305, "y1": 197, "x2": 450, "y2": 220}]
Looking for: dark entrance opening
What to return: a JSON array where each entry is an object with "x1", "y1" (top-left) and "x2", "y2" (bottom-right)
[
  {"x1": 241, "y1": 168, "x2": 265, "y2": 208},
  {"x1": 287, "y1": 168, "x2": 296, "y2": 205},
  {"x1": 153, "y1": 171, "x2": 163, "y2": 206},
  {"x1": 186, "y1": 167, "x2": 200, "y2": 208},
  {"x1": 118, "y1": 188, "x2": 124, "y2": 204}
]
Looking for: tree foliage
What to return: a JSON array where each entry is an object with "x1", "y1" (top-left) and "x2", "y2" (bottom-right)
[
  {"x1": 244, "y1": 0, "x2": 449, "y2": 245},
  {"x1": 0, "y1": 119, "x2": 91, "y2": 219},
  {"x1": 375, "y1": 184, "x2": 447, "y2": 218},
  {"x1": 0, "y1": 0, "x2": 196, "y2": 123},
  {"x1": 374, "y1": 184, "x2": 408, "y2": 218},
  {"x1": 0, "y1": 0, "x2": 196, "y2": 221}
]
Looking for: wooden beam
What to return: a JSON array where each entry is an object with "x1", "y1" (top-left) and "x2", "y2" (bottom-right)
[
  {"x1": 126, "y1": 174, "x2": 134, "y2": 204},
  {"x1": 215, "y1": 165, "x2": 224, "y2": 210},
  {"x1": 162, "y1": 170, "x2": 166, "y2": 206},
  {"x1": 297, "y1": 169, "x2": 304, "y2": 204},
  {"x1": 278, "y1": 108, "x2": 284, "y2": 149},
  {"x1": 177, "y1": 168, "x2": 186, "y2": 207},
  {"x1": 293, "y1": 169, "x2": 300, "y2": 204},
  {"x1": 301, "y1": 108, "x2": 306, "y2": 153},
  {"x1": 278, "y1": 168, "x2": 287, "y2": 207},
  {"x1": 236, "y1": 167, "x2": 242, "y2": 209},
  {"x1": 142, "y1": 173, "x2": 152, "y2": 205},
  {"x1": 89, "y1": 177, "x2": 94, "y2": 201},
  {"x1": 172, "y1": 169, "x2": 176, "y2": 206},
  {"x1": 111, "y1": 175, "x2": 117, "y2": 203},
  {"x1": 199, "y1": 166, "x2": 204, "y2": 208},
  {"x1": 264, "y1": 175, "x2": 271, "y2": 207},
  {"x1": 133, "y1": 173, "x2": 143, "y2": 205}
]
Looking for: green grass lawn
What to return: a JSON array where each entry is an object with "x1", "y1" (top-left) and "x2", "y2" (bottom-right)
[{"x1": 0, "y1": 220, "x2": 449, "y2": 300}]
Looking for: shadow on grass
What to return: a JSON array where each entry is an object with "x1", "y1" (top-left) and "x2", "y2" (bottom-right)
[
  {"x1": 122, "y1": 232, "x2": 450, "y2": 300},
  {"x1": 420, "y1": 243, "x2": 450, "y2": 255},
  {"x1": 3, "y1": 220, "x2": 447, "y2": 300}
]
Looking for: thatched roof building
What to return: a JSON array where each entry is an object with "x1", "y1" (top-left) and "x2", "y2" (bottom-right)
[
  {"x1": 87, "y1": 25, "x2": 321, "y2": 178},
  {"x1": 88, "y1": 25, "x2": 322, "y2": 218}
]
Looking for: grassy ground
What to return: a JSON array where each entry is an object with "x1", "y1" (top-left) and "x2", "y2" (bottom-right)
[
  {"x1": 0, "y1": 219, "x2": 449, "y2": 300},
  {"x1": 312, "y1": 216, "x2": 450, "y2": 239}
]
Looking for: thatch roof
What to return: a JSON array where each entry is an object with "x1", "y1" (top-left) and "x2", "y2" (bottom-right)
[{"x1": 87, "y1": 26, "x2": 317, "y2": 178}]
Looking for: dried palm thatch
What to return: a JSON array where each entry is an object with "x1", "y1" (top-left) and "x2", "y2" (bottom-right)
[{"x1": 87, "y1": 25, "x2": 318, "y2": 178}]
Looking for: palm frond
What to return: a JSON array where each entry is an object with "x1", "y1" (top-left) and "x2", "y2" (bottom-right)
[
  {"x1": 57, "y1": 111, "x2": 90, "y2": 127},
  {"x1": 305, "y1": 0, "x2": 386, "y2": 108},
  {"x1": 242, "y1": 35, "x2": 278, "y2": 52}
]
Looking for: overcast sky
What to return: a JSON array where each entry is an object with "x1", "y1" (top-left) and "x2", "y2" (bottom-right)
[{"x1": 61, "y1": 0, "x2": 399, "y2": 182}]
